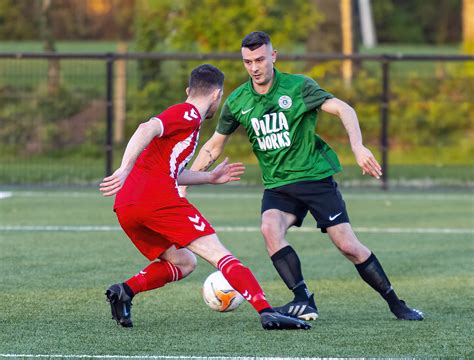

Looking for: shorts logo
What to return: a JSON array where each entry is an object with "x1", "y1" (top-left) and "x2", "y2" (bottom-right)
[
  {"x1": 188, "y1": 214, "x2": 206, "y2": 231},
  {"x1": 329, "y1": 212, "x2": 343, "y2": 221},
  {"x1": 278, "y1": 95, "x2": 292, "y2": 109}
]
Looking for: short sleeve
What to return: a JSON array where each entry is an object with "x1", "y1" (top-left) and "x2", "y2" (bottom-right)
[
  {"x1": 216, "y1": 102, "x2": 240, "y2": 135},
  {"x1": 156, "y1": 105, "x2": 199, "y2": 138},
  {"x1": 302, "y1": 77, "x2": 334, "y2": 111}
]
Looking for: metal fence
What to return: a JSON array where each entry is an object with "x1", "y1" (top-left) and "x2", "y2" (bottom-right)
[{"x1": 0, "y1": 52, "x2": 473, "y2": 189}]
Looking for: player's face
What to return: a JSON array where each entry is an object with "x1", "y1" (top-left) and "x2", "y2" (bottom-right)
[
  {"x1": 206, "y1": 88, "x2": 223, "y2": 119},
  {"x1": 241, "y1": 44, "x2": 276, "y2": 88}
]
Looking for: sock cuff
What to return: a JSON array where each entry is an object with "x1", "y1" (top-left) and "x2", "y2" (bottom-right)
[
  {"x1": 217, "y1": 255, "x2": 240, "y2": 272},
  {"x1": 355, "y1": 252, "x2": 376, "y2": 271},
  {"x1": 270, "y1": 245, "x2": 295, "y2": 261},
  {"x1": 163, "y1": 260, "x2": 182, "y2": 282},
  {"x1": 291, "y1": 280, "x2": 306, "y2": 291}
]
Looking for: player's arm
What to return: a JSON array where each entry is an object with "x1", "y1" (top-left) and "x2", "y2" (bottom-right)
[
  {"x1": 321, "y1": 98, "x2": 382, "y2": 179},
  {"x1": 181, "y1": 100, "x2": 238, "y2": 194},
  {"x1": 179, "y1": 131, "x2": 231, "y2": 195},
  {"x1": 191, "y1": 132, "x2": 230, "y2": 172},
  {"x1": 177, "y1": 157, "x2": 245, "y2": 185},
  {"x1": 99, "y1": 119, "x2": 163, "y2": 196}
]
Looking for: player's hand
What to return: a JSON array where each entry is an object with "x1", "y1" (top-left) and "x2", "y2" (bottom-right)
[
  {"x1": 178, "y1": 185, "x2": 188, "y2": 197},
  {"x1": 99, "y1": 167, "x2": 130, "y2": 196},
  {"x1": 352, "y1": 145, "x2": 383, "y2": 179},
  {"x1": 209, "y1": 157, "x2": 245, "y2": 184}
]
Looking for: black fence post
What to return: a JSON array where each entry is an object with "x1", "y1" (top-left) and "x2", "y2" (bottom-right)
[
  {"x1": 105, "y1": 54, "x2": 114, "y2": 176},
  {"x1": 380, "y1": 59, "x2": 390, "y2": 190}
]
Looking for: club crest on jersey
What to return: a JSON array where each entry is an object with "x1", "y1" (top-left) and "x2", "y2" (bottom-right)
[{"x1": 278, "y1": 95, "x2": 292, "y2": 110}]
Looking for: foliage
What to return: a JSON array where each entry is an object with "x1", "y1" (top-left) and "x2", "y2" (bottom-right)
[
  {"x1": 372, "y1": 0, "x2": 462, "y2": 44},
  {"x1": 0, "y1": 84, "x2": 102, "y2": 156},
  {"x1": 307, "y1": 65, "x2": 473, "y2": 161},
  {"x1": 0, "y1": 0, "x2": 134, "y2": 41},
  {"x1": 0, "y1": 0, "x2": 39, "y2": 39},
  {"x1": 134, "y1": 0, "x2": 322, "y2": 87}
]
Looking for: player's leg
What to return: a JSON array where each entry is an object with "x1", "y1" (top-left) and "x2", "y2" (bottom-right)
[
  {"x1": 106, "y1": 245, "x2": 196, "y2": 328},
  {"x1": 106, "y1": 205, "x2": 197, "y2": 327},
  {"x1": 261, "y1": 189, "x2": 318, "y2": 320},
  {"x1": 186, "y1": 233, "x2": 310, "y2": 330},
  {"x1": 301, "y1": 177, "x2": 423, "y2": 321},
  {"x1": 123, "y1": 246, "x2": 196, "y2": 297},
  {"x1": 325, "y1": 223, "x2": 370, "y2": 263},
  {"x1": 326, "y1": 221, "x2": 424, "y2": 320}
]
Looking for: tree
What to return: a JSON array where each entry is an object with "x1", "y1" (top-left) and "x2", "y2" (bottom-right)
[
  {"x1": 134, "y1": 0, "x2": 322, "y2": 88},
  {"x1": 0, "y1": 0, "x2": 39, "y2": 40},
  {"x1": 40, "y1": 0, "x2": 60, "y2": 95},
  {"x1": 372, "y1": 0, "x2": 461, "y2": 44}
]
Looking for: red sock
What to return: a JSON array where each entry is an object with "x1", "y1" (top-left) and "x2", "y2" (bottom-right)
[
  {"x1": 125, "y1": 260, "x2": 182, "y2": 295},
  {"x1": 217, "y1": 255, "x2": 271, "y2": 313}
]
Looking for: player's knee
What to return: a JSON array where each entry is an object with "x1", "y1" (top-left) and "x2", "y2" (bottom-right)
[
  {"x1": 261, "y1": 221, "x2": 280, "y2": 242},
  {"x1": 336, "y1": 240, "x2": 357, "y2": 258}
]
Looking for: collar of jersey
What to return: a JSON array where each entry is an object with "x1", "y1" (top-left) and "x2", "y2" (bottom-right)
[{"x1": 247, "y1": 67, "x2": 281, "y2": 98}]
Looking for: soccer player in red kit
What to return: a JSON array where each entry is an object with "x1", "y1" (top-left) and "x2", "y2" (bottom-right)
[{"x1": 99, "y1": 64, "x2": 310, "y2": 330}]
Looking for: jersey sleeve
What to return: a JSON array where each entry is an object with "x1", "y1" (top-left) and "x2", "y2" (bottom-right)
[
  {"x1": 302, "y1": 77, "x2": 334, "y2": 111},
  {"x1": 154, "y1": 105, "x2": 199, "y2": 138},
  {"x1": 216, "y1": 101, "x2": 240, "y2": 135}
]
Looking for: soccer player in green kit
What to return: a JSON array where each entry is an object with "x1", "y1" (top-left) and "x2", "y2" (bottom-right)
[{"x1": 185, "y1": 31, "x2": 423, "y2": 321}]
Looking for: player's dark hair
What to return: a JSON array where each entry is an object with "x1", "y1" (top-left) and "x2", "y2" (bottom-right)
[
  {"x1": 188, "y1": 64, "x2": 224, "y2": 96},
  {"x1": 241, "y1": 31, "x2": 271, "y2": 51}
]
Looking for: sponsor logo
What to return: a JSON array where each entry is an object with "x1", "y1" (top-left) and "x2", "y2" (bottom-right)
[
  {"x1": 278, "y1": 95, "x2": 292, "y2": 109},
  {"x1": 251, "y1": 112, "x2": 291, "y2": 151}
]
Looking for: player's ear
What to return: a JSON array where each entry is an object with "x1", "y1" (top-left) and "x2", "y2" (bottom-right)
[
  {"x1": 272, "y1": 49, "x2": 277, "y2": 64},
  {"x1": 185, "y1": 87, "x2": 190, "y2": 96},
  {"x1": 213, "y1": 88, "x2": 222, "y2": 101}
]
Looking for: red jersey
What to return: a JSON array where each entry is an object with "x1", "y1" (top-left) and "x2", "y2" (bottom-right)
[{"x1": 114, "y1": 102, "x2": 202, "y2": 209}]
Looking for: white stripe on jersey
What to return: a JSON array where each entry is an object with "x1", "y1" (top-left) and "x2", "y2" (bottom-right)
[
  {"x1": 177, "y1": 130, "x2": 200, "y2": 177},
  {"x1": 150, "y1": 117, "x2": 164, "y2": 137},
  {"x1": 169, "y1": 131, "x2": 197, "y2": 178}
]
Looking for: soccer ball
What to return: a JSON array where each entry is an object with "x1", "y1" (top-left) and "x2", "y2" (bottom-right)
[{"x1": 202, "y1": 271, "x2": 244, "y2": 312}]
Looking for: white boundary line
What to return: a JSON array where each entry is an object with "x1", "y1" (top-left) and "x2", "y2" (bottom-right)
[
  {"x1": 0, "y1": 225, "x2": 471, "y2": 235},
  {"x1": 0, "y1": 355, "x2": 354, "y2": 360},
  {"x1": 0, "y1": 191, "x2": 12, "y2": 199},
  {"x1": 3, "y1": 191, "x2": 474, "y2": 201}
]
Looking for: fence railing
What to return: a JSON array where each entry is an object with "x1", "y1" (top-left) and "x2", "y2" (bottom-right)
[{"x1": 1, "y1": 52, "x2": 473, "y2": 189}]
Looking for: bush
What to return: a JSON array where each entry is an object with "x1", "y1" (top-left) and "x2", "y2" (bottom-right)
[{"x1": 0, "y1": 84, "x2": 103, "y2": 157}]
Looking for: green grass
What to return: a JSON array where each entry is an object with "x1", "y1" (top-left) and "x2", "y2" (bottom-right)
[
  {"x1": 360, "y1": 43, "x2": 462, "y2": 55},
  {"x1": 0, "y1": 41, "x2": 139, "y2": 90},
  {"x1": 0, "y1": 41, "x2": 126, "y2": 53},
  {"x1": 0, "y1": 187, "x2": 473, "y2": 357},
  {"x1": 0, "y1": 41, "x2": 468, "y2": 89},
  {"x1": 359, "y1": 43, "x2": 467, "y2": 77}
]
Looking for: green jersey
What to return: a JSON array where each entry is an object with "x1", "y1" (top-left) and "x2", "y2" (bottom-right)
[{"x1": 216, "y1": 68, "x2": 342, "y2": 189}]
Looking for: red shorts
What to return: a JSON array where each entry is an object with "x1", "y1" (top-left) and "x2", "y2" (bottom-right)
[{"x1": 115, "y1": 198, "x2": 215, "y2": 261}]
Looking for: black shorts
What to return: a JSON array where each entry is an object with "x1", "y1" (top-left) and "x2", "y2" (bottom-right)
[{"x1": 261, "y1": 177, "x2": 350, "y2": 233}]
